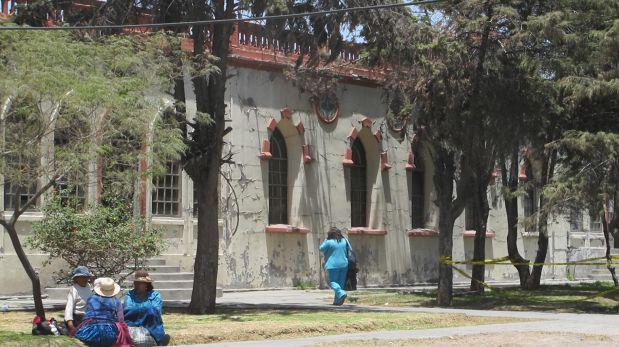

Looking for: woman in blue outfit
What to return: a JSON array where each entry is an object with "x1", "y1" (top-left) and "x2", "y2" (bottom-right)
[
  {"x1": 75, "y1": 277, "x2": 123, "y2": 347},
  {"x1": 319, "y1": 228, "x2": 352, "y2": 305},
  {"x1": 123, "y1": 269, "x2": 170, "y2": 346}
]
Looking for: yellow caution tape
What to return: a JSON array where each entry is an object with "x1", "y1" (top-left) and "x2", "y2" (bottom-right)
[{"x1": 439, "y1": 255, "x2": 619, "y2": 301}]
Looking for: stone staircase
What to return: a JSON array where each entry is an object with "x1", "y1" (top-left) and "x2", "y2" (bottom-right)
[{"x1": 46, "y1": 258, "x2": 222, "y2": 302}]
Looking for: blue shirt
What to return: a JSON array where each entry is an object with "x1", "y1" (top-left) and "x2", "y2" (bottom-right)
[
  {"x1": 123, "y1": 290, "x2": 163, "y2": 314},
  {"x1": 83, "y1": 295, "x2": 123, "y2": 323},
  {"x1": 319, "y1": 239, "x2": 350, "y2": 270}
]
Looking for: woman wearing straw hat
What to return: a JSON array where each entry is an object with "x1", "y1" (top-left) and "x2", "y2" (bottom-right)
[
  {"x1": 123, "y1": 269, "x2": 170, "y2": 346},
  {"x1": 75, "y1": 277, "x2": 124, "y2": 347},
  {"x1": 64, "y1": 266, "x2": 94, "y2": 337}
]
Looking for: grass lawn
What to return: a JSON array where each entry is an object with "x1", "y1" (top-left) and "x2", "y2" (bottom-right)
[
  {"x1": 0, "y1": 331, "x2": 81, "y2": 347},
  {"x1": 0, "y1": 308, "x2": 520, "y2": 345},
  {"x1": 348, "y1": 282, "x2": 619, "y2": 313}
]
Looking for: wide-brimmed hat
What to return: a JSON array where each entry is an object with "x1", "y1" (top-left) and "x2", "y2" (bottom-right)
[
  {"x1": 93, "y1": 277, "x2": 121, "y2": 297},
  {"x1": 72, "y1": 266, "x2": 93, "y2": 279},
  {"x1": 133, "y1": 269, "x2": 153, "y2": 283}
]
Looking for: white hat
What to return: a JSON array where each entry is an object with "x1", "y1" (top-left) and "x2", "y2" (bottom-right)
[{"x1": 93, "y1": 277, "x2": 121, "y2": 297}]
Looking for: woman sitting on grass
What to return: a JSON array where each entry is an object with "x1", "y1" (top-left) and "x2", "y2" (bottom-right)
[
  {"x1": 64, "y1": 266, "x2": 93, "y2": 337},
  {"x1": 123, "y1": 269, "x2": 170, "y2": 346},
  {"x1": 75, "y1": 277, "x2": 123, "y2": 347}
]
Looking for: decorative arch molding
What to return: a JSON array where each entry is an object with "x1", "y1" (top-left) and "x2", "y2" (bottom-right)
[
  {"x1": 259, "y1": 107, "x2": 313, "y2": 164},
  {"x1": 342, "y1": 116, "x2": 391, "y2": 171}
]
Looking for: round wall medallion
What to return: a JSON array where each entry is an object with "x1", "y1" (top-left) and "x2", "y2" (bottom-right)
[{"x1": 312, "y1": 94, "x2": 340, "y2": 124}]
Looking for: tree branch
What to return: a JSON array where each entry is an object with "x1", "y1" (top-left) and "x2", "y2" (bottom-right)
[{"x1": 10, "y1": 177, "x2": 59, "y2": 226}]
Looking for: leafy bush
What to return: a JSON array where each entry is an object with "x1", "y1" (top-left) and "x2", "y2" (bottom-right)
[{"x1": 27, "y1": 194, "x2": 166, "y2": 283}]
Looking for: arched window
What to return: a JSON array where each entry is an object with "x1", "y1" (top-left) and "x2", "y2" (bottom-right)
[
  {"x1": 268, "y1": 128, "x2": 288, "y2": 224},
  {"x1": 522, "y1": 159, "x2": 537, "y2": 232},
  {"x1": 411, "y1": 153, "x2": 424, "y2": 228},
  {"x1": 350, "y1": 138, "x2": 367, "y2": 227}
]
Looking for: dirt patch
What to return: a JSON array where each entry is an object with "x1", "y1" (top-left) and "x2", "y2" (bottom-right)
[{"x1": 318, "y1": 331, "x2": 619, "y2": 346}]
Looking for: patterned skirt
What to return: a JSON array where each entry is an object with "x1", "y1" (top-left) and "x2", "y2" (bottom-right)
[{"x1": 75, "y1": 320, "x2": 119, "y2": 347}]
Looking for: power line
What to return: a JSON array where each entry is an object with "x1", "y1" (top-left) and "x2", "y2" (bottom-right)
[{"x1": 0, "y1": 0, "x2": 442, "y2": 31}]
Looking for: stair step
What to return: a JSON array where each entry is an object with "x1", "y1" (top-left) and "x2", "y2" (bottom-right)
[
  {"x1": 121, "y1": 272, "x2": 194, "y2": 281},
  {"x1": 124, "y1": 265, "x2": 181, "y2": 274},
  {"x1": 144, "y1": 258, "x2": 167, "y2": 266},
  {"x1": 123, "y1": 280, "x2": 194, "y2": 289}
]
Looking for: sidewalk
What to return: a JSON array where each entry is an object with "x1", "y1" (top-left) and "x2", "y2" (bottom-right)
[{"x1": 0, "y1": 278, "x2": 608, "y2": 311}]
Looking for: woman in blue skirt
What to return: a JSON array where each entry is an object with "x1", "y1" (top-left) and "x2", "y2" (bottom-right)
[{"x1": 75, "y1": 277, "x2": 123, "y2": 347}]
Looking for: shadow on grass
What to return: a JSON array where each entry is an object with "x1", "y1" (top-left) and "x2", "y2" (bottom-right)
[
  {"x1": 356, "y1": 282, "x2": 619, "y2": 314},
  {"x1": 0, "y1": 331, "x2": 82, "y2": 346}
]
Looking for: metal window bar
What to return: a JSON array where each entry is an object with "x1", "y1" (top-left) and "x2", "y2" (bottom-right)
[
  {"x1": 3, "y1": 180, "x2": 37, "y2": 211},
  {"x1": 570, "y1": 210, "x2": 583, "y2": 232},
  {"x1": 268, "y1": 128, "x2": 288, "y2": 225},
  {"x1": 55, "y1": 177, "x2": 86, "y2": 209},
  {"x1": 590, "y1": 214, "x2": 602, "y2": 232},
  {"x1": 411, "y1": 170, "x2": 424, "y2": 229},
  {"x1": 350, "y1": 138, "x2": 367, "y2": 228},
  {"x1": 152, "y1": 162, "x2": 181, "y2": 216}
]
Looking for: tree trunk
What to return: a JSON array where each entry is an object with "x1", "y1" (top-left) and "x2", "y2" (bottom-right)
[
  {"x1": 602, "y1": 215, "x2": 619, "y2": 286},
  {"x1": 435, "y1": 147, "x2": 457, "y2": 306},
  {"x1": 524, "y1": 151, "x2": 555, "y2": 289},
  {"x1": 470, "y1": 177, "x2": 490, "y2": 292},
  {"x1": 187, "y1": 1, "x2": 234, "y2": 314},
  {"x1": 2, "y1": 222, "x2": 46, "y2": 319},
  {"x1": 501, "y1": 151, "x2": 530, "y2": 287}
]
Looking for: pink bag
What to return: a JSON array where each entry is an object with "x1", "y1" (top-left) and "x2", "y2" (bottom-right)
[
  {"x1": 113, "y1": 322, "x2": 134, "y2": 347},
  {"x1": 113, "y1": 301, "x2": 133, "y2": 347}
]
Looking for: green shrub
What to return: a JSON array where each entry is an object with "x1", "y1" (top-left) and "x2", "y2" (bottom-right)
[{"x1": 27, "y1": 194, "x2": 166, "y2": 283}]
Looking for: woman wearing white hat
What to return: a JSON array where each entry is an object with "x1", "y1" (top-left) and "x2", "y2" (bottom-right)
[{"x1": 75, "y1": 277, "x2": 124, "y2": 347}]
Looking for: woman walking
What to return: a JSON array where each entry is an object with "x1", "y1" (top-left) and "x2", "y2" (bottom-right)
[{"x1": 319, "y1": 228, "x2": 352, "y2": 305}]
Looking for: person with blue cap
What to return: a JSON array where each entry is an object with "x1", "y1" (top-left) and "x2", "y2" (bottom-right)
[{"x1": 64, "y1": 266, "x2": 93, "y2": 336}]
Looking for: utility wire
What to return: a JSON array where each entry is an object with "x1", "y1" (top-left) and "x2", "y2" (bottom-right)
[{"x1": 0, "y1": 0, "x2": 443, "y2": 31}]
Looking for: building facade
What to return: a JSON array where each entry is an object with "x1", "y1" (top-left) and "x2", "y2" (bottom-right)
[{"x1": 0, "y1": 23, "x2": 612, "y2": 296}]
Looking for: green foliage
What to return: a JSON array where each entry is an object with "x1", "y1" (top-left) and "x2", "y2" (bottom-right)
[
  {"x1": 26, "y1": 194, "x2": 166, "y2": 283},
  {"x1": 293, "y1": 280, "x2": 317, "y2": 290},
  {"x1": 0, "y1": 29, "x2": 186, "y2": 201},
  {"x1": 545, "y1": 131, "x2": 619, "y2": 223}
]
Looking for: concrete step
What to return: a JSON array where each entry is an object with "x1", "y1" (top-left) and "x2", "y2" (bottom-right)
[
  {"x1": 122, "y1": 280, "x2": 194, "y2": 289},
  {"x1": 121, "y1": 272, "x2": 194, "y2": 281},
  {"x1": 144, "y1": 258, "x2": 167, "y2": 266},
  {"x1": 126, "y1": 265, "x2": 181, "y2": 273}
]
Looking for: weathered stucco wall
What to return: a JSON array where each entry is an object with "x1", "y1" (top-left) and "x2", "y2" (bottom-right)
[{"x1": 0, "y1": 66, "x2": 609, "y2": 296}]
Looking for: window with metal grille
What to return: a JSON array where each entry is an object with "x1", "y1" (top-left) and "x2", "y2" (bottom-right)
[
  {"x1": 350, "y1": 138, "x2": 367, "y2": 228},
  {"x1": 193, "y1": 186, "x2": 198, "y2": 217},
  {"x1": 54, "y1": 127, "x2": 87, "y2": 209},
  {"x1": 569, "y1": 209, "x2": 583, "y2": 232},
  {"x1": 411, "y1": 154, "x2": 424, "y2": 228},
  {"x1": 268, "y1": 128, "x2": 288, "y2": 225},
  {"x1": 590, "y1": 213, "x2": 603, "y2": 232},
  {"x1": 152, "y1": 162, "x2": 181, "y2": 216},
  {"x1": 522, "y1": 160, "x2": 537, "y2": 232},
  {"x1": 3, "y1": 179, "x2": 37, "y2": 211}
]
